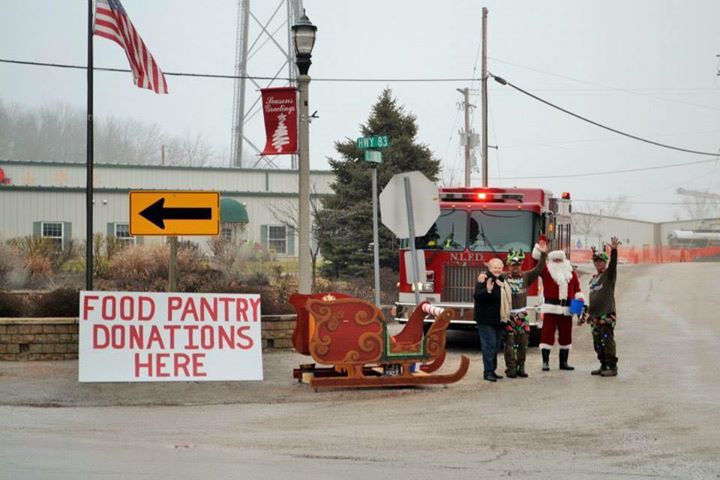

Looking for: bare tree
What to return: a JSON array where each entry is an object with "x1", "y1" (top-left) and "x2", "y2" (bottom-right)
[
  {"x1": 171, "y1": 132, "x2": 214, "y2": 166},
  {"x1": 573, "y1": 196, "x2": 630, "y2": 248},
  {"x1": 680, "y1": 196, "x2": 719, "y2": 219},
  {"x1": 0, "y1": 99, "x2": 222, "y2": 167},
  {"x1": 572, "y1": 212, "x2": 602, "y2": 237},
  {"x1": 576, "y1": 195, "x2": 630, "y2": 218},
  {"x1": 266, "y1": 184, "x2": 325, "y2": 290}
]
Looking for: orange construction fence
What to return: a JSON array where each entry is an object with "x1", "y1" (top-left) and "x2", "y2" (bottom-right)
[{"x1": 570, "y1": 245, "x2": 720, "y2": 264}]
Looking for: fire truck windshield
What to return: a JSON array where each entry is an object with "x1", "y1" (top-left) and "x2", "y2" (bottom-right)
[
  {"x1": 469, "y1": 210, "x2": 540, "y2": 252},
  {"x1": 412, "y1": 209, "x2": 540, "y2": 252},
  {"x1": 415, "y1": 209, "x2": 468, "y2": 251}
]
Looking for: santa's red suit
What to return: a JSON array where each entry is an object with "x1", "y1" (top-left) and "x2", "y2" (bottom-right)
[{"x1": 533, "y1": 247, "x2": 583, "y2": 367}]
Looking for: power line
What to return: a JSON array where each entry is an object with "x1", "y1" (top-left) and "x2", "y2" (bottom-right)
[
  {"x1": 489, "y1": 56, "x2": 720, "y2": 111},
  {"x1": 0, "y1": 58, "x2": 481, "y2": 83},
  {"x1": 490, "y1": 156, "x2": 720, "y2": 180},
  {"x1": 575, "y1": 199, "x2": 715, "y2": 206},
  {"x1": 491, "y1": 73, "x2": 720, "y2": 158},
  {"x1": 500, "y1": 128, "x2": 720, "y2": 150}
]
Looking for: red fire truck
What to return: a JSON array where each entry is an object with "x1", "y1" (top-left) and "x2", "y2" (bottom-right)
[{"x1": 394, "y1": 186, "x2": 572, "y2": 345}]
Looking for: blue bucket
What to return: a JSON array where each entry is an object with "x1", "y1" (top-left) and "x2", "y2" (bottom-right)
[{"x1": 569, "y1": 299, "x2": 584, "y2": 315}]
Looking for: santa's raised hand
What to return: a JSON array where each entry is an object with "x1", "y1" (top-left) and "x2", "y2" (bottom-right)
[{"x1": 537, "y1": 238, "x2": 548, "y2": 253}]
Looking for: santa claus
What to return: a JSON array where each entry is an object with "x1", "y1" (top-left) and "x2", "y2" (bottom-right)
[{"x1": 533, "y1": 246, "x2": 584, "y2": 371}]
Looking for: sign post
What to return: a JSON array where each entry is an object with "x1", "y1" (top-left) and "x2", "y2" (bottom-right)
[
  {"x1": 379, "y1": 171, "x2": 441, "y2": 306},
  {"x1": 403, "y1": 176, "x2": 421, "y2": 305},
  {"x1": 357, "y1": 136, "x2": 389, "y2": 306},
  {"x1": 168, "y1": 236, "x2": 178, "y2": 291}
]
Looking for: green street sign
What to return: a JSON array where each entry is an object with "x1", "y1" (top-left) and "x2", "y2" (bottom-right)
[
  {"x1": 364, "y1": 150, "x2": 382, "y2": 164},
  {"x1": 356, "y1": 135, "x2": 390, "y2": 149}
]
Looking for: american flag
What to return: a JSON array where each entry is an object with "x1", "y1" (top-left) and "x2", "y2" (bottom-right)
[{"x1": 94, "y1": 0, "x2": 168, "y2": 94}]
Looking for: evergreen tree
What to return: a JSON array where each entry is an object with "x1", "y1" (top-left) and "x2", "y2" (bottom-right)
[{"x1": 317, "y1": 89, "x2": 441, "y2": 277}]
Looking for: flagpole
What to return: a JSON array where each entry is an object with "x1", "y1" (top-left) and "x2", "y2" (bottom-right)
[{"x1": 86, "y1": 0, "x2": 94, "y2": 291}]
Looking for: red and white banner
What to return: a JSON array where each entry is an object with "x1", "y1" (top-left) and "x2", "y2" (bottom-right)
[
  {"x1": 79, "y1": 291, "x2": 263, "y2": 382},
  {"x1": 261, "y1": 87, "x2": 298, "y2": 155}
]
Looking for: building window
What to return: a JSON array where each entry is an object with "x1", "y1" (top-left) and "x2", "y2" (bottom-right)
[
  {"x1": 114, "y1": 223, "x2": 135, "y2": 245},
  {"x1": 268, "y1": 225, "x2": 287, "y2": 254},
  {"x1": 41, "y1": 222, "x2": 63, "y2": 249},
  {"x1": 221, "y1": 225, "x2": 233, "y2": 242}
]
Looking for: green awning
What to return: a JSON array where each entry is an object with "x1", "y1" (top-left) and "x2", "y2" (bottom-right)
[{"x1": 220, "y1": 198, "x2": 249, "y2": 224}]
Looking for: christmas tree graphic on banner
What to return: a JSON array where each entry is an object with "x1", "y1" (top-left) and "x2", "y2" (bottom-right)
[{"x1": 272, "y1": 113, "x2": 291, "y2": 152}]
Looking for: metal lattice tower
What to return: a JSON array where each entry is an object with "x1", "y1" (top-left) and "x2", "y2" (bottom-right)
[{"x1": 230, "y1": 0, "x2": 303, "y2": 169}]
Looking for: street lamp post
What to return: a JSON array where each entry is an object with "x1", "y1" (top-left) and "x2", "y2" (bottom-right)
[{"x1": 292, "y1": 11, "x2": 317, "y2": 294}]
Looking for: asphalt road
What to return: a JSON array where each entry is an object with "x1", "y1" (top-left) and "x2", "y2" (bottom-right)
[{"x1": 0, "y1": 263, "x2": 718, "y2": 479}]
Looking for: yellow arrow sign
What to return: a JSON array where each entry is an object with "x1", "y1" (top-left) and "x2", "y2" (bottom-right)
[{"x1": 129, "y1": 191, "x2": 220, "y2": 236}]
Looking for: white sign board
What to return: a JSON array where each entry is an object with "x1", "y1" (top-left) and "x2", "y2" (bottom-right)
[
  {"x1": 79, "y1": 291, "x2": 263, "y2": 382},
  {"x1": 379, "y1": 171, "x2": 440, "y2": 239}
]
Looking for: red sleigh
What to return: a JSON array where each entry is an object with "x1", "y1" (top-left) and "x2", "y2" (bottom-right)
[{"x1": 289, "y1": 293, "x2": 469, "y2": 389}]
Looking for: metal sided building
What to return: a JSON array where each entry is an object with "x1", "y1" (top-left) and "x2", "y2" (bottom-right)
[{"x1": 0, "y1": 160, "x2": 334, "y2": 257}]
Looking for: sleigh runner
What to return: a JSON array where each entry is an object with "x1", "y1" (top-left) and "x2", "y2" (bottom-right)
[{"x1": 289, "y1": 293, "x2": 469, "y2": 389}]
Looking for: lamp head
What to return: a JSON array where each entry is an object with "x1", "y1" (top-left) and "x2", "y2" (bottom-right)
[{"x1": 292, "y1": 10, "x2": 317, "y2": 75}]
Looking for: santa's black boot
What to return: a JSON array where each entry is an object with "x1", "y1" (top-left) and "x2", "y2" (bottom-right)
[
  {"x1": 559, "y1": 349, "x2": 575, "y2": 371},
  {"x1": 541, "y1": 349, "x2": 550, "y2": 371}
]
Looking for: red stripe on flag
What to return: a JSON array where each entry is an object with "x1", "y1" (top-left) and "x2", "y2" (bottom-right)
[{"x1": 93, "y1": 0, "x2": 167, "y2": 94}]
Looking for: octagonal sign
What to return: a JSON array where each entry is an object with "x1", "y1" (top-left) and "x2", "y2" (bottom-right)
[{"x1": 379, "y1": 171, "x2": 440, "y2": 239}]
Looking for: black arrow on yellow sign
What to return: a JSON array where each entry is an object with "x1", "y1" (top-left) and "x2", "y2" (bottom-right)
[{"x1": 139, "y1": 198, "x2": 212, "y2": 229}]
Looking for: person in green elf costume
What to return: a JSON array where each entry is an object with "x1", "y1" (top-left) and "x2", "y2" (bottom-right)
[
  {"x1": 579, "y1": 236, "x2": 621, "y2": 377},
  {"x1": 498, "y1": 239, "x2": 548, "y2": 377}
]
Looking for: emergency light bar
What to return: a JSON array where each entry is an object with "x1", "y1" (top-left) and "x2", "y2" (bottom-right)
[{"x1": 439, "y1": 192, "x2": 524, "y2": 202}]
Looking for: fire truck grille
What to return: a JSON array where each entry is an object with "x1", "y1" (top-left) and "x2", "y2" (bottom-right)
[{"x1": 442, "y1": 265, "x2": 485, "y2": 303}]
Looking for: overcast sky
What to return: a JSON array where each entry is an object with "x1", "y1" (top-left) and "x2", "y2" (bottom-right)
[{"x1": 2, "y1": 0, "x2": 720, "y2": 222}]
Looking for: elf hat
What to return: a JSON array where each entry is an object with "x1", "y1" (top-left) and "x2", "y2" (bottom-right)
[
  {"x1": 591, "y1": 246, "x2": 609, "y2": 262},
  {"x1": 506, "y1": 248, "x2": 525, "y2": 265}
]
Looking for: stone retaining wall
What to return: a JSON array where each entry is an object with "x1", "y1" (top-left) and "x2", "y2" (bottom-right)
[
  {"x1": 0, "y1": 315, "x2": 298, "y2": 361},
  {"x1": 0, "y1": 318, "x2": 78, "y2": 361},
  {"x1": 261, "y1": 315, "x2": 296, "y2": 349}
]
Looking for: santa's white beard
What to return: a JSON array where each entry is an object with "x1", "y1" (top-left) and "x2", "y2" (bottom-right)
[{"x1": 547, "y1": 260, "x2": 573, "y2": 300}]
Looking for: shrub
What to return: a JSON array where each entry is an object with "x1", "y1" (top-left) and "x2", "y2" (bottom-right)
[
  {"x1": 7, "y1": 236, "x2": 78, "y2": 272},
  {"x1": 99, "y1": 244, "x2": 165, "y2": 291},
  {"x1": 98, "y1": 243, "x2": 226, "y2": 292},
  {"x1": 218, "y1": 282, "x2": 294, "y2": 315},
  {"x1": 243, "y1": 271, "x2": 270, "y2": 286},
  {"x1": 0, "y1": 292, "x2": 27, "y2": 317},
  {"x1": 32, "y1": 288, "x2": 80, "y2": 317},
  {"x1": 207, "y1": 237, "x2": 240, "y2": 277},
  {"x1": 25, "y1": 255, "x2": 52, "y2": 289},
  {"x1": 0, "y1": 243, "x2": 26, "y2": 289},
  {"x1": 8, "y1": 236, "x2": 56, "y2": 261}
]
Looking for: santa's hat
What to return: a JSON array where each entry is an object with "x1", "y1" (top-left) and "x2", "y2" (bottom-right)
[
  {"x1": 531, "y1": 243, "x2": 542, "y2": 260},
  {"x1": 548, "y1": 250, "x2": 567, "y2": 262}
]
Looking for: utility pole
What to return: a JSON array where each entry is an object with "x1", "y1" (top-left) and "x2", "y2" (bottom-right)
[
  {"x1": 456, "y1": 87, "x2": 471, "y2": 187},
  {"x1": 481, "y1": 7, "x2": 489, "y2": 187}
]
